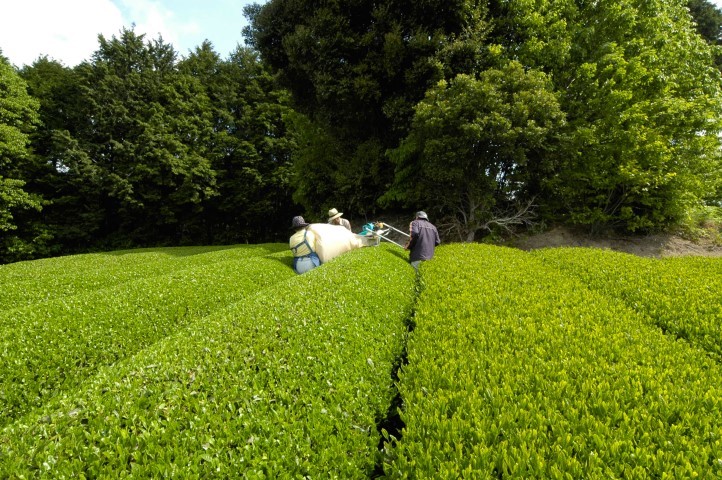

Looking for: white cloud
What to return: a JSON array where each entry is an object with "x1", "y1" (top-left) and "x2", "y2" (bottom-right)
[
  {"x1": 0, "y1": 0, "x2": 125, "y2": 68},
  {"x1": 118, "y1": 0, "x2": 200, "y2": 53},
  {"x1": 0, "y1": 0, "x2": 244, "y2": 68}
]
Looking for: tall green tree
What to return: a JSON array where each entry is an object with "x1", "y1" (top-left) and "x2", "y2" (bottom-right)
[
  {"x1": 20, "y1": 57, "x2": 93, "y2": 253},
  {"x1": 385, "y1": 62, "x2": 565, "y2": 241},
  {"x1": 179, "y1": 42, "x2": 297, "y2": 243},
  {"x1": 246, "y1": 0, "x2": 491, "y2": 216},
  {"x1": 0, "y1": 53, "x2": 47, "y2": 263},
  {"x1": 250, "y1": 0, "x2": 722, "y2": 234},
  {"x1": 70, "y1": 28, "x2": 218, "y2": 246},
  {"x1": 687, "y1": 0, "x2": 722, "y2": 69},
  {"x1": 491, "y1": 0, "x2": 722, "y2": 231},
  {"x1": 688, "y1": 0, "x2": 722, "y2": 43}
]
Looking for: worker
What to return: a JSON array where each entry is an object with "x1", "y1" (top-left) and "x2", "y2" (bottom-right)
[
  {"x1": 405, "y1": 211, "x2": 440, "y2": 270},
  {"x1": 328, "y1": 208, "x2": 352, "y2": 231},
  {"x1": 289, "y1": 216, "x2": 320, "y2": 274}
]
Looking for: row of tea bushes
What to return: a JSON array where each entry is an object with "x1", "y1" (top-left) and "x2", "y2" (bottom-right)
[
  {"x1": 533, "y1": 248, "x2": 722, "y2": 361},
  {"x1": 0, "y1": 245, "x2": 417, "y2": 478},
  {"x1": 0, "y1": 244, "x2": 287, "y2": 311},
  {"x1": 382, "y1": 244, "x2": 722, "y2": 478},
  {"x1": 0, "y1": 248, "x2": 295, "y2": 427},
  {"x1": 0, "y1": 245, "x2": 253, "y2": 281}
]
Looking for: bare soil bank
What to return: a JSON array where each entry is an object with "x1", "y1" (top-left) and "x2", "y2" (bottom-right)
[
  {"x1": 352, "y1": 213, "x2": 721, "y2": 258},
  {"x1": 508, "y1": 226, "x2": 722, "y2": 259}
]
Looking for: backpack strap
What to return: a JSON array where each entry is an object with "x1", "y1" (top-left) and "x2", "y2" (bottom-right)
[{"x1": 291, "y1": 228, "x2": 315, "y2": 255}]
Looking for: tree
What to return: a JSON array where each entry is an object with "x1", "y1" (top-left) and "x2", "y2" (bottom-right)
[
  {"x1": 0, "y1": 52, "x2": 47, "y2": 263},
  {"x1": 246, "y1": 0, "x2": 491, "y2": 216},
  {"x1": 250, "y1": 0, "x2": 722, "y2": 235},
  {"x1": 179, "y1": 42, "x2": 298, "y2": 243},
  {"x1": 687, "y1": 0, "x2": 722, "y2": 69},
  {"x1": 69, "y1": 28, "x2": 218, "y2": 247},
  {"x1": 20, "y1": 57, "x2": 91, "y2": 253},
  {"x1": 385, "y1": 62, "x2": 565, "y2": 241},
  {"x1": 11, "y1": 30, "x2": 303, "y2": 256},
  {"x1": 569, "y1": 0, "x2": 721, "y2": 230},
  {"x1": 486, "y1": 0, "x2": 722, "y2": 232},
  {"x1": 688, "y1": 0, "x2": 722, "y2": 44}
]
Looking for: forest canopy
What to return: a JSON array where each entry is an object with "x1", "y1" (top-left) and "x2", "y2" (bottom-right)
[{"x1": 0, "y1": 0, "x2": 721, "y2": 262}]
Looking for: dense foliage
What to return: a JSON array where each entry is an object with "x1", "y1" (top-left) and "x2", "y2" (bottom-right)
[
  {"x1": 178, "y1": 43, "x2": 298, "y2": 244},
  {"x1": 511, "y1": 0, "x2": 722, "y2": 231},
  {"x1": 246, "y1": 0, "x2": 493, "y2": 218},
  {"x1": 0, "y1": 244, "x2": 416, "y2": 477},
  {"x1": 688, "y1": 0, "x2": 722, "y2": 68},
  {"x1": 1, "y1": 244, "x2": 720, "y2": 476},
  {"x1": 1, "y1": 1, "x2": 722, "y2": 261},
  {"x1": 0, "y1": 54, "x2": 45, "y2": 261},
  {"x1": 383, "y1": 62, "x2": 565, "y2": 240},
  {"x1": 250, "y1": 0, "x2": 722, "y2": 237},
  {"x1": 3, "y1": 29, "x2": 297, "y2": 262},
  {"x1": 381, "y1": 244, "x2": 722, "y2": 477}
]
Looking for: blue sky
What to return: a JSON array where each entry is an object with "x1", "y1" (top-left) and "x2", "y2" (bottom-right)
[{"x1": 0, "y1": 0, "x2": 263, "y2": 68}]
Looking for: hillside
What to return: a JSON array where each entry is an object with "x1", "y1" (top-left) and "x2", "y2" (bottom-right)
[
  {"x1": 1, "y1": 243, "x2": 720, "y2": 477},
  {"x1": 509, "y1": 226, "x2": 722, "y2": 258}
]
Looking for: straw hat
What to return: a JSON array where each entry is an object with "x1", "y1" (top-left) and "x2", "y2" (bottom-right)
[
  {"x1": 328, "y1": 208, "x2": 343, "y2": 221},
  {"x1": 415, "y1": 211, "x2": 428, "y2": 220}
]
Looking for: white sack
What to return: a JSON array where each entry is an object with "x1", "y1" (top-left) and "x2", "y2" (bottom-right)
[{"x1": 309, "y1": 223, "x2": 365, "y2": 263}]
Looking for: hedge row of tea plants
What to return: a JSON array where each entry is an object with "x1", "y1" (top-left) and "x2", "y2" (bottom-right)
[
  {"x1": 0, "y1": 245, "x2": 417, "y2": 478},
  {"x1": 0, "y1": 248, "x2": 295, "y2": 426},
  {"x1": 382, "y1": 244, "x2": 722, "y2": 478},
  {"x1": 0, "y1": 244, "x2": 287, "y2": 311},
  {"x1": 533, "y1": 248, "x2": 722, "y2": 360},
  {"x1": 0, "y1": 245, "x2": 258, "y2": 281}
]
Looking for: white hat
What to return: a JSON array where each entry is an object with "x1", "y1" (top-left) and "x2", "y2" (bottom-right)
[{"x1": 328, "y1": 208, "x2": 343, "y2": 221}]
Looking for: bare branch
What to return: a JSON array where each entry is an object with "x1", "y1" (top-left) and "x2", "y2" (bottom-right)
[{"x1": 481, "y1": 198, "x2": 538, "y2": 234}]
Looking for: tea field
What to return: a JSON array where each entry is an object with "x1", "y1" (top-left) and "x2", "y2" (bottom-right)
[{"x1": 0, "y1": 243, "x2": 720, "y2": 478}]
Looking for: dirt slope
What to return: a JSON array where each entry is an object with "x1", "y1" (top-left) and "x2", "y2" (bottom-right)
[{"x1": 509, "y1": 226, "x2": 722, "y2": 258}]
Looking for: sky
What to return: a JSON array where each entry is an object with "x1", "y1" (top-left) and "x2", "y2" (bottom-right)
[
  {"x1": 1, "y1": 0, "x2": 722, "y2": 69},
  {"x1": 0, "y1": 0, "x2": 263, "y2": 69}
]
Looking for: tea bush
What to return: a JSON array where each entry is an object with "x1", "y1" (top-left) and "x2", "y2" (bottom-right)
[
  {"x1": 0, "y1": 244, "x2": 287, "y2": 311},
  {"x1": 382, "y1": 244, "x2": 722, "y2": 478},
  {"x1": 0, "y1": 247, "x2": 294, "y2": 426},
  {"x1": 0, "y1": 244, "x2": 417, "y2": 478},
  {"x1": 533, "y1": 248, "x2": 722, "y2": 360},
  {"x1": 3, "y1": 243, "x2": 721, "y2": 478}
]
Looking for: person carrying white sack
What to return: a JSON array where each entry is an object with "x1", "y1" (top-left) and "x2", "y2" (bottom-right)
[
  {"x1": 328, "y1": 208, "x2": 352, "y2": 231},
  {"x1": 289, "y1": 216, "x2": 320, "y2": 274},
  {"x1": 290, "y1": 213, "x2": 376, "y2": 274}
]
